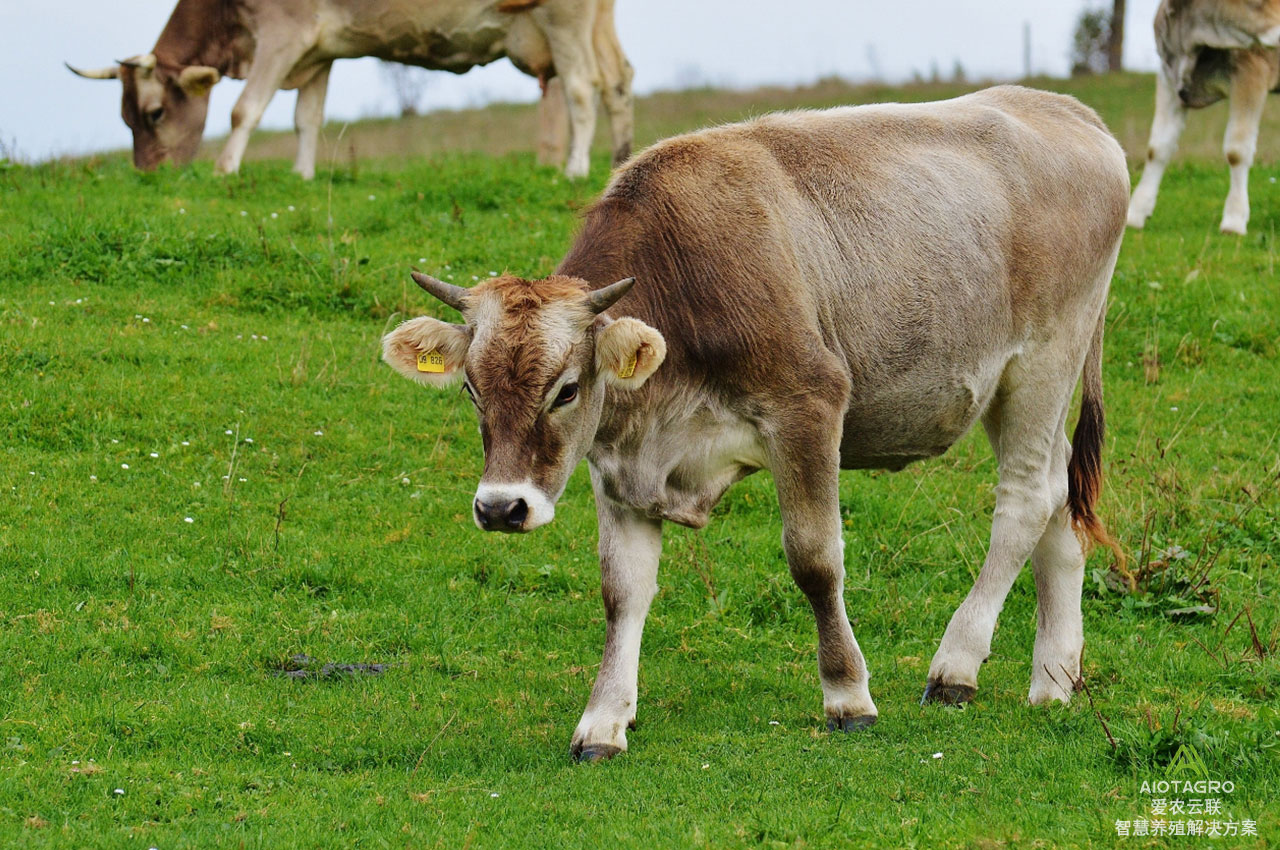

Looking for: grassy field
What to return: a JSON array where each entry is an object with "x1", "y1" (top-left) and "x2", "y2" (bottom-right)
[{"x1": 2, "y1": 74, "x2": 1278, "y2": 848}]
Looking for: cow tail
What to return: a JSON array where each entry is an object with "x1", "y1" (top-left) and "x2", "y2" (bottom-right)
[{"x1": 1067, "y1": 309, "x2": 1125, "y2": 566}]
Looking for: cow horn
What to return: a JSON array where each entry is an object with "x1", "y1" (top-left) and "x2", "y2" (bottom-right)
[
  {"x1": 65, "y1": 61, "x2": 119, "y2": 80},
  {"x1": 411, "y1": 271, "x2": 470, "y2": 312},
  {"x1": 588, "y1": 277, "x2": 636, "y2": 314},
  {"x1": 119, "y1": 53, "x2": 157, "y2": 71}
]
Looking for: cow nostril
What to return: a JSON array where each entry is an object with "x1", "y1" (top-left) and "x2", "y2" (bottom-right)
[
  {"x1": 506, "y1": 499, "x2": 528, "y2": 528},
  {"x1": 474, "y1": 499, "x2": 493, "y2": 529}
]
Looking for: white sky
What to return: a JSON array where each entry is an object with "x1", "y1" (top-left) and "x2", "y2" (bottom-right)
[{"x1": 2, "y1": 1, "x2": 1163, "y2": 161}]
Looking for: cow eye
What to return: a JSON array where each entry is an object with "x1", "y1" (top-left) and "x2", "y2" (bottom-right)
[
  {"x1": 551, "y1": 382, "x2": 578, "y2": 409},
  {"x1": 148, "y1": 107, "x2": 165, "y2": 125}
]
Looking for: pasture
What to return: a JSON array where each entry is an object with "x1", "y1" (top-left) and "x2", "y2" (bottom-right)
[{"x1": 3, "y1": 74, "x2": 1279, "y2": 847}]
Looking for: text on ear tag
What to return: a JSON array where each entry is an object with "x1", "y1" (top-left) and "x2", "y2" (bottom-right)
[
  {"x1": 417, "y1": 350, "x2": 446, "y2": 373},
  {"x1": 618, "y1": 352, "x2": 637, "y2": 379}
]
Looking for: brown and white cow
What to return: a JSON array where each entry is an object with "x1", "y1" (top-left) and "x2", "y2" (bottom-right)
[
  {"x1": 1128, "y1": 0, "x2": 1280, "y2": 234},
  {"x1": 67, "y1": 0, "x2": 633, "y2": 179},
  {"x1": 382, "y1": 86, "x2": 1129, "y2": 761}
]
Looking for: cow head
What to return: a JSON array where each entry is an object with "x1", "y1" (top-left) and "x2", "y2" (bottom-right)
[
  {"x1": 382, "y1": 273, "x2": 666, "y2": 533},
  {"x1": 67, "y1": 54, "x2": 221, "y2": 170}
]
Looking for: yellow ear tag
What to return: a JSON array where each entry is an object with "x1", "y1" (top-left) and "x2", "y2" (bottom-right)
[
  {"x1": 617, "y1": 352, "x2": 637, "y2": 379},
  {"x1": 417, "y1": 349, "x2": 446, "y2": 373}
]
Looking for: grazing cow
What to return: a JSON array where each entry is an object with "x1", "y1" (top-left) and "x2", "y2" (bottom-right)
[
  {"x1": 382, "y1": 86, "x2": 1129, "y2": 761},
  {"x1": 1129, "y1": 0, "x2": 1280, "y2": 234},
  {"x1": 67, "y1": 0, "x2": 633, "y2": 179}
]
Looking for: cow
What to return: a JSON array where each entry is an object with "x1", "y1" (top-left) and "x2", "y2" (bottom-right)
[
  {"x1": 66, "y1": 0, "x2": 633, "y2": 180},
  {"x1": 1128, "y1": 0, "x2": 1280, "y2": 234},
  {"x1": 381, "y1": 86, "x2": 1129, "y2": 761}
]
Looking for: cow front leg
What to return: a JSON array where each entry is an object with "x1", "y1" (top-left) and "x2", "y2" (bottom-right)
[
  {"x1": 766, "y1": 396, "x2": 877, "y2": 731},
  {"x1": 571, "y1": 480, "x2": 661, "y2": 763},
  {"x1": 292, "y1": 62, "x2": 331, "y2": 180},
  {"x1": 1128, "y1": 71, "x2": 1187, "y2": 229},
  {"x1": 535, "y1": 10, "x2": 600, "y2": 179},
  {"x1": 214, "y1": 40, "x2": 307, "y2": 176},
  {"x1": 1220, "y1": 52, "x2": 1270, "y2": 234}
]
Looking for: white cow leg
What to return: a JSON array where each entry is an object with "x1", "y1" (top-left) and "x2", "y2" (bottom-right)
[
  {"x1": 925, "y1": 371, "x2": 1065, "y2": 704},
  {"x1": 768, "y1": 395, "x2": 878, "y2": 731},
  {"x1": 1026, "y1": 431, "x2": 1086, "y2": 705},
  {"x1": 571, "y1": 474, "x2": 661, "y2": 762},
  {"x1": 1128, "y1": 72, "x2": 1186, "y2": 229},
  {"x1": 592, "y1": 0, "x2": 634, "y2": 165},
  {"x1": 292, "y1": 62, "x2": 331, "y2": 180},
  {"x1": 1027, "y1": 507, "x2": 1086, "y2": 705},
  {"x1": 557, "y1": 69, "x2": 598, "y2": 179},
  {"x1": 214, "y1": 44, "x2": 305, "y2": 176},
  {"x1": 1220, "y1": 56, "x2": 1269, "y2": 235}
]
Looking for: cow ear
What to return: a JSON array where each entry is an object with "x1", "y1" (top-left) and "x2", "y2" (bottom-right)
[
  {"x1": 178, "y1": 65, "x2": 221, "y2": 97},
  {"x1": 382, "y1": 316, "x2": 471, "y2": 388},
  {"x1": 596, "y1": 317, "x2": 666, "y2": 390}
]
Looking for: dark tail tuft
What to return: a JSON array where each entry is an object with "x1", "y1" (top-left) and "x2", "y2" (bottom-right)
[{"x1": 1068, "y1": 318, "x2": 1125, "y2": 566}]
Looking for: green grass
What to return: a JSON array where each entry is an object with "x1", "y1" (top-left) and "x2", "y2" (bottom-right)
[{"x1": 3, "y1": 75, "x2": 1279, "y2": 848}]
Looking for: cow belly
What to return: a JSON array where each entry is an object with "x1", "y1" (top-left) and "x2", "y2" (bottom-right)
[{"x1": 837, "y1": 368, "x2": 1000, "y2": 470}]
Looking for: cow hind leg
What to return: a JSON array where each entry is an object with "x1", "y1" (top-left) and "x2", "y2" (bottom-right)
[
  {"x1": 292, "y1": 62, "x2": 331, "y2": 180},
  {"x1": 1128, "y1": 72, "x2": 1187, "y2": 229},
  {"x1": 924, "y1": 364, "x2": 1071, "y2": 705},
  {"x1": 766, "y1": 387, "x2": 878, "y2": 731},
  {"x1": 1220, "y1": 55, "x2": 1270, "y2": 235}
]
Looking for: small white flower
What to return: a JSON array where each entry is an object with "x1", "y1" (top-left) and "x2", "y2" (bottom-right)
[
  {"x1": 489, "y1": 271, "x2": 497, "y2": 276},
  {"x1": 29, "y1": 471, "x2": 35, "y2": 476},
  {"x1": 90, "y1": 475, "x2": 98, "y2": 482},
  {"x1": 932, "y1": 752, "x2": 943, "y2": 759},
  {"x1": 288, "y1": 205, "x2": 296, "y2": 211},
  {"x1": 1147, "y1": 281, "x2": 1162, "y2": 290},
  {"x1": 222, "y1": 475, "x2": 230, "y2": 480},
  {"x1": 472, "y1": 275, "x2": 479, "y2": 281},
  {"x1": 75, "y1": 298, "x2": 83, "y2": 304},
  {"x1": 224, "y1": 429, "x2": 233, "y2": 435},
  {"x1": 238, "y1": 477, "x2": 247, "y2": 482},
  {"x1": 111, "y1": 439, "x2": 119, "y2": 444},
  {"x1": 768, "y1": 720, "x2": 779, "y2": 726},
  {"x1": 261, "y1": 335, "x2": 268, "y2": 341},
  {"x1": 240, "y1": 210, "x2": 247, "y2": 217},
  {"x1": 181, "y1": 441, "x2": 190, "y2": 446},
  {"x1": 180, "y1": 324, "x2": 189, "y2": 330},
  {"x1": 313, "y1": 430, "x2": 323, "y2": 436},
  {"x1": 193, "y1": 482, "x2": 201, "y2": 488},
  {"x1": 49, "y1": 301, "x2": 55, "y2": 305},
  {"x1": 114, "y1": 788, "x2": 124, "y2": 795},
  {"x1": 142, "y1": 317, "x2": 150, "y2": 323},
  {"x1": 368, "y1": 194, "x2": 376, "y2": 201},
  {"x1": 418, "y1": 258, "x2": 427, "y2": 263},
  {"x1": 270, "y1": 212, "x2": 278, "y2": 219},
  {"x1": 701, "y1": 763, "x2": 710, "y2": 770},
  {"x1": 251, "y1": 334, "x2": 258, "y2": 340},
  {"x1": 490, "y1": 792, "x2": 499, "y2": 798},
  {"x1": 401, "y1": 477, "x2": 410, "y2": 486},
  {"x1": 150, "y1": 452, "x2": 159, "y2": 458},
  {"x1": 184, "y1": 517, "x2": 194, "y2": 524},
  {"x1": 121, "y1": 463, "x2": 129, "y2": 470},
  {"x1": 179, "y1": 207, "x2": 186, "y2": 214},
  {"x1": 1171, "y1": 406, "x2": 1179, "y2": 411},
  {"x1": 244, "y1": 438, "x2": 253, "y2": 444},
  {"x1": 444, "y1": 264, "x2": 451, "y2": 270}
]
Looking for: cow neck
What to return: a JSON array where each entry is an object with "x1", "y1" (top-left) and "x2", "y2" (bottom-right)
[{"x1": 153, "y1": 0, "x2": 241, "y2": 73}]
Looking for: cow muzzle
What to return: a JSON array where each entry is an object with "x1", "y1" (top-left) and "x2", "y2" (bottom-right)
[{"x1": 473, "y1": 482, "x2": 555, "y2": 533}]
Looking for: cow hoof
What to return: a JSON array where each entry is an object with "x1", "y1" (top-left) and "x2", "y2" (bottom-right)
[
  {"x1": 826, "y1": 714, "x2": 878, "y2": 733},
  {"x1": 921, "y1": 680, "x2": 977, "y2": 706},
  {"x1": 571, "y1": 743, "x2": 622, "y2": 764}
]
